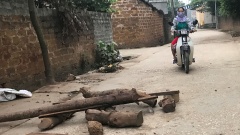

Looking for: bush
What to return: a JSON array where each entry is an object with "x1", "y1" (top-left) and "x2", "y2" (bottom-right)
[{"x1": 96, "y1": 41, "x2": 122, "y2": 67}]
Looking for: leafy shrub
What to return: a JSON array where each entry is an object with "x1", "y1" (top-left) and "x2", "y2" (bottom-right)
[{"x1": 96, "y1": 41, "x2": 122, "y2": 67}]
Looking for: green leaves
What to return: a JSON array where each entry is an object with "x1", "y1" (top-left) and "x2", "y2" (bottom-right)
[
  {"x1": 45, "y1": 0, "x2": 117, "y2": 12},
  {"x1": 96, "y1": 40, "x2": 120, "y2": 67},
  {"x1": 190, "y1": 0, "x2": 240, "y2": 17},
  {"x1": 72, "y1": 0, "x2": 117, "y2": 12},
  {"x1": 219, "y1": 0, "x2": 240, "y2": 17}
]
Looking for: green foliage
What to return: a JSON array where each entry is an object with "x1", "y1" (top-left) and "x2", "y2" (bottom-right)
[
  {"x1": 190, "y1": 0, "x2": 240, "y2": 17},
  {"x1": 36, "y1": 0, "x2": 117, "y2": 12},
  {"x1": 174, "y1": 0, "x2": 185, "y2": 8},
  {"x1": 190, "y1": 0, "x2": 220, "y2": 15},
  {"x1": 219, "y1": 0, "x2": 240, "y2": 17},
  {"x1": 73, "y1": 0, "x2": 117, "y2": 12},
  {"x1": 96, "y1": 41, "x2": 121, "y2": 67},
  {"x1": 190, "y1": 0, "x2": 205, "y2": 10}
]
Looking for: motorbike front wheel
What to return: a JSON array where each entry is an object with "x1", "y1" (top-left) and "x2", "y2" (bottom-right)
[{"x1": 184, "y1": 52, "x2": 189, "y2": 74}]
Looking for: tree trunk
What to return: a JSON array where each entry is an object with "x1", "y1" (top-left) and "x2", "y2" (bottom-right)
[
  {"x1": 158, "y1": 95, "x2": 176, "y2": 113},
  {"x1": 0, "y1": 89, "x2": 157, "y2": 123},
  {"x1": 28, "y1": 0, "x2": 55, "y2": 84},
  {"x1": 170, "y1": 0, "x2": 175, "y2": 19},
  {"x1": 80, "y1": 87, "x2": 157, "y2": 107},
  {"x1": 85, "y1": 109, "x2": 111, "y2": 125},
  {"x1": 38, "y1": 113, "x2": 73, "y2": 130},
  {"x1": 85, "y1": 109, "x2": 143, "y2": 128},
  {"x1": 108, "y1": 111, "x2": 143, "y2": 127}
]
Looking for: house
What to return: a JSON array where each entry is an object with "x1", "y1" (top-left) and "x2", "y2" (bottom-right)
[
  {"x1": 145, "y1": 0, "x2": 168, "y2": 14},
  {"x1": 195, "y1": 8, "x2": 216, "y2": 28},
  {"x1": 111, "y1": 0, "x2": 166, "y2": 48}
]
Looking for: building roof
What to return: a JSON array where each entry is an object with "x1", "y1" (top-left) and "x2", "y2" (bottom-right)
[{"x1": 139, "y1": 0, "x2": 165, "y2": 15}]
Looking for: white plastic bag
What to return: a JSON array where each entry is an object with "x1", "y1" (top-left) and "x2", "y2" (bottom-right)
[{"x1": 0, "y1": 88, "x2": 32, "y2": 102}]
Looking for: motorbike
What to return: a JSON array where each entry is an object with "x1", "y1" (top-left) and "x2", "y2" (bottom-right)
[{"x1": 168, "y1": 20, "x2": 198, "y2": 74}]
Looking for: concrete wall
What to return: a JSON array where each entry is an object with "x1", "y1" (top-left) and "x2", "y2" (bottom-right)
[
  {"x1": 89, "y1": 11, "x2": 113, "y2": 44},
  {"x1": 204, "y1": 12, "x2": 215, "y2": 24},
  {"x1": 111, "y1": 0, "x2": 164, "y2": 49},
  {"x1": 218, "y1": 16, "x2": 240, "y2": 32}
]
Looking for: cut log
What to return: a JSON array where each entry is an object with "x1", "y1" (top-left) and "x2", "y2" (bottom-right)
[
  {"x1": 108, "y1": 111, "x2": 143, "y2": 127},
  {"x1": 87, "y1": 121, "x2": 103, "y2": 135},
  {"x1": 38, "y1": 113, "x2": 73, "y2": 130},
  {"x1": 158, "y1": 95, "x2": 176, "y2": 113},
  {"x1": 26, "y1": 133, "x2": 67, "y2": 135},
  {"x1": 85, "y1": 109, "x2": 143, "y2": 128},
  {"x1": 0, "y1": 88, "x2": 157, "y2": 123},
  {"x1": 85, "y1": 109, "x2": 110, "y2": 125},
  {"x1": 80, "y1": 87, "x2": 157, "y2": 107}
]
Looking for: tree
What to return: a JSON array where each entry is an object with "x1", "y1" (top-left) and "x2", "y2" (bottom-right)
[
  {"x1": 219, "y1": 0, "x2": 240, "y2": 17},
  {"x1": 174, "y1": 0, "x2": 185, "y2": 8},
  {"x1": 190, "y1": 0, "x2": 220, "y2": 15},
  {"x1": 35, "y1": 0, "x2": 117, "y2": 12},
  {"x1": 28, "y1": 0, "x2": 55, "y2": 84}
]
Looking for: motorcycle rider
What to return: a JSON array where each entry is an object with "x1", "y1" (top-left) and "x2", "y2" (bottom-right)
[{"x1": 171, "y1": 7, "x2": 196, "y2": 64}]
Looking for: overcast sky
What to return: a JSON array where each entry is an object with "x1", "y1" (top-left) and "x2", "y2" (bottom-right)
[{"x1": 181, "y1": 0, "x2": 190, "y2": 5}]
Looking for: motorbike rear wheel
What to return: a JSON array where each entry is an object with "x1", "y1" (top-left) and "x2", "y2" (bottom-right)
[{"x1": 184, "y1": 52, "x2": 189, "y2": 74}]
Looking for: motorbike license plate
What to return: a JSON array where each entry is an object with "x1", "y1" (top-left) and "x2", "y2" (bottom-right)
[{"x1": 181, "y1": 29, "x2": 188, "y2": 34}]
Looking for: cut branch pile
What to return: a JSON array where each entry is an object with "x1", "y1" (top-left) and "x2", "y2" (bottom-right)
[{"x1": 0, "y1": 88, "x2": 180, "y2": 134}]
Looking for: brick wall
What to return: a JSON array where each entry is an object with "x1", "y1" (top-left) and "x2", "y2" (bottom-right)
[
  {"x1": 0, "y1": 0, "x2": 113, "y2": 91},
  {"x1": 111, "y1": 0, "x2": 164, "y2": 49},
  {"x1": 218, "y1": 16, "x2": 240, "y2": 32}
]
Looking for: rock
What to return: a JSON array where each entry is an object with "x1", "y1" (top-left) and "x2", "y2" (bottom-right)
[
  {"x1": 87, "y1": 121, "x2": 103, "y2": 135},
  {"x1": 66, "y1": 74, "x2": 76, "y2": 81}
]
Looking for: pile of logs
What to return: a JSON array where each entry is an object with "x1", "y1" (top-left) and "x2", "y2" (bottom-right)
[{"x1": 0, "y1": 88, "x2": 180, "y2": 135}]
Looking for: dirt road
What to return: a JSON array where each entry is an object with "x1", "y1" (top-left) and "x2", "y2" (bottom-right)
[{"x1": 1, "y1": 29, "x2": 240, "y2": 135}]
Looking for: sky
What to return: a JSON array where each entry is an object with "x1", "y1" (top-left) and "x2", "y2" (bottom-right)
[{"x1": 181, "y1": 0, "x2": 190, "y2": 5}]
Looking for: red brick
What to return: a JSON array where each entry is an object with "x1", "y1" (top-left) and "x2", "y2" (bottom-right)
[
  {"x1": 17, "y1": 29, "x2": 27, "y2": 36},
  {"x1": 0, "y1": 59, "x2": 8, "y2": 68},
  {"x1": 26, "y1": 30, "x2": 35, "y2": 36},
  {"x1": 2, "y1": 36, "x2": 12, "y2": 45},
  {"x1": 8, "y1": 58, "x2": 21, "y2": 67},
  {"x1": 0, "y1": 69, "x2": 5, "y2": 76},
  {"x1": 13, "y1": 37, "x2": 21, "y2": 45},
  {"x1": 11, "y1": 15, "x2": 24, "y2": 22},
  {"x1": 6, "y1": 67, "x2": 16, "y2": 76},
  {"x1": 16, "y1": 65, "x2": 28, "y2": 72},
  {"x1": 19, "y1": 37, "x2": 28, "y2": 45},
  {"x1": 5, "y1": 30, "x2": 16, "y2": 37},
  {"x1": 28, "y1": 36, "x2": 37, "y2": 43}
]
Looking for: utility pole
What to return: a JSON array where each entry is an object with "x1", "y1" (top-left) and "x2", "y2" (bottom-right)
[
  {"x1": 170, "y1": 0, "x2": 175, "y2": 18},
  {"x1": 215, "y1": 0, "x2": 218, "y2": 29}
]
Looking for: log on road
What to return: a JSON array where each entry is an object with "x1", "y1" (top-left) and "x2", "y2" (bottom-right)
[
  {"x1": 38, "y1": 113, "x2": 73, "y2": 130},
  {"x1": 80, "y1": 87, "x2": 157, "y2": 107},
  {"x1": 85, "y1": 109, "x2": 143, "y2": 127},
  {"x1": 158, "y1": 94, "x2": 176, "y2": 113},
  {"x1": 0, "y1": 88, "x2": 157, "y2": 123}
]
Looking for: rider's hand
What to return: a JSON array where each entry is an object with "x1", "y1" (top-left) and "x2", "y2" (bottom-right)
[{"x1": 190, "y1": 29, "x2": 197, "y2": 33}]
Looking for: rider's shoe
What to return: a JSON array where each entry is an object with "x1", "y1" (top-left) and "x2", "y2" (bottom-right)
[
  {"x1": 173, "y1": 59, "x2": 177, "y2": 64},
  {"x1": 192, "y1": 58, "x2": 195, "y2": 62}
]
